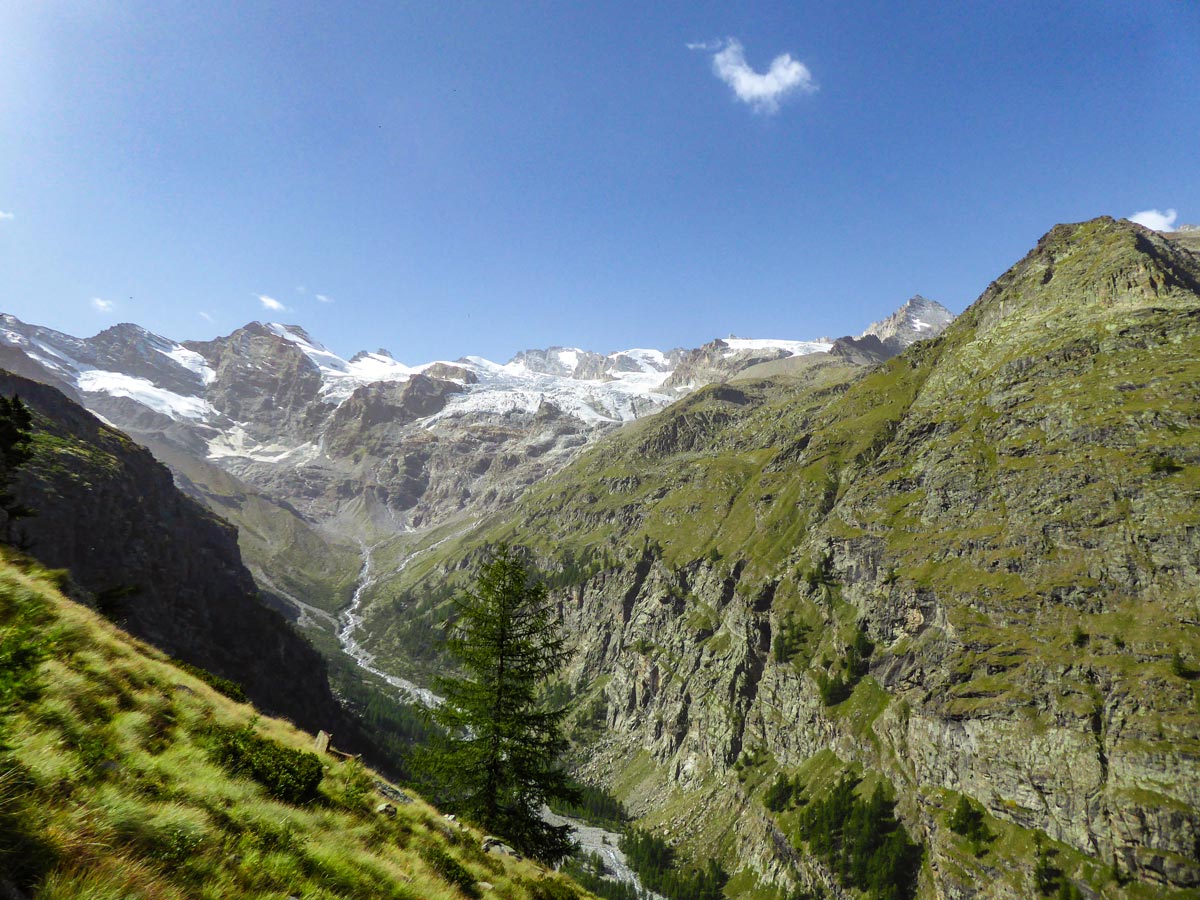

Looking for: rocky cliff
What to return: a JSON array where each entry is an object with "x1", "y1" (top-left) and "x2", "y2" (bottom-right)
[
  {"x1": 361, "y1": 219, "x2": 1200, "y2": 898},
  {"x1": 0, "y1": 370, "x2": 355, "y2": 742}
]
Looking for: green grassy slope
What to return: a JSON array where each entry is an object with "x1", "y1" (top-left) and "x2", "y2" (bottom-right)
[
  {"x1": 0, "y1": 551, "x2": 592, "y2": 900},
  {"x1": 356, "y1": 218, "x2": 1200, "y2": 897}
]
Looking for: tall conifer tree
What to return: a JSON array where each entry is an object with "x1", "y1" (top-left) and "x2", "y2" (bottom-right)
[
  {"x1": 0, "y1": 395, "x2": 33, "y2": 538},
  {"x1": 427, "y1": 545, "x2": 577, "y2": 863}
]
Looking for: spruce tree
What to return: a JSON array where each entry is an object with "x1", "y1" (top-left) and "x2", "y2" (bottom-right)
[
  {"x1": 0, "y1": 395, "x2": 33, "y2": 539},
  {"x1": 426, "y1": 545, "x2": 577, "y2": 863}
]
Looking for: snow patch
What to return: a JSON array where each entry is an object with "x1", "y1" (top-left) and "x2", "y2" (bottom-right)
[
  {"x1": 721, "y1": 338, "x2": 832, "y2": 357},
  {"x1": 206, "y1": 424, "x2": 321, "y2": 464},
  {"x1": 77, "y1": 370, "x2": 215, "y2": 420},
  {"x1": 556, "y1": 349, "x2": 580, "y2": 372},
  {"x1": 613, "y1": 348, "x2": 671, "y2": 373},
  {"x1": 158, "y1": 346, "x2": 216, "y2": 384},
  {"x1": 266, "y1": 322, "x2": 415, "y2": 401}
]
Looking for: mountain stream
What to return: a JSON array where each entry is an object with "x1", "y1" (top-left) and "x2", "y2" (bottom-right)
[
  {"x1": 336, "y1": 540, "x2": 442, "y2": 707},
  {"x1": 337, "y1": 536, "x2": 658, "y2": 898}
]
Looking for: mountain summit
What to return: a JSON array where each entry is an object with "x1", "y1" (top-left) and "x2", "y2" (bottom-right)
[{"x1": 860, "y1": 294, "x2": 955, "y2": 349}]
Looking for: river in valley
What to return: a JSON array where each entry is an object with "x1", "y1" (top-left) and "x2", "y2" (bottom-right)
[{"x1": 336, "y1": 537, "x2": 659, "y2": 898}]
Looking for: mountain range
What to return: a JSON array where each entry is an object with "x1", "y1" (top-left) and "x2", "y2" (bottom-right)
[
  {"x1": 1, "y1": 218, "x2": 1198, "y2": 899},
  {"x1": 0, "y1": 296, "x2": 948, "y2": 614}
]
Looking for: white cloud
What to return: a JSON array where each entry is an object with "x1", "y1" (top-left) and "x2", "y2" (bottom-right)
[
  {"x1": 686, "y1": 40, "x2": 721, "y2": 51},
  {"x1": 705, "y1": 37, "x2": 816, "y2": 114},
  {"x1": 1129, "y1": 208, "x2": 1178, "y2": 232},
  {"x1": 0, "y1": 211, "x2": 13, "y2": 221},
  {"x1": 316, "y1": 293, "x2": 333, "y2": 304},
  {"x1": 257, "y1": 294, "x2": 288, "y2": 312},
  {"x1": 91, "y1": 297, "x2": 114, "y2": 313},
  {"x1": 199, "y1": 311, "x2": 214, "y2": 322}
]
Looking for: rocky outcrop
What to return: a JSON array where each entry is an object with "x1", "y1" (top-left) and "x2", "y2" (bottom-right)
[
  {"x1": 423, "y1": 362, "x2": 478, "y2": 384},
  {"x1": 87, "y1": 323, "x2": 207, "y2": 395},
  {"x1": 186, "y1": 322, "x2": 326, "y2": 442},
  {"x1": 662, "y1": 339, "x2": 794, "y2": 391},
  {"x1": 828, "y1": 333, "x2": 893, "y2": 365},
  {"x1": 324, "y1": 375, "x2": 463, "y2": 456}
]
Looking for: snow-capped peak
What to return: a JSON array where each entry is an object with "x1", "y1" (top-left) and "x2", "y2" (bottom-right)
[
  {"x1": 265, "y1": 322, "x2": 416, "y2": 400},
  {"x1": 860, "y1": 296, "x2": 954, "y2": 344}
]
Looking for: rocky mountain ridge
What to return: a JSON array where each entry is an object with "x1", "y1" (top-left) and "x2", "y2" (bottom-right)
[
  {"x1": 349, "y1": 218, "x2": 1200, "y2": 898},
  {"x1": 0, "y1": 301, "x2": 951, "y2": 617}
]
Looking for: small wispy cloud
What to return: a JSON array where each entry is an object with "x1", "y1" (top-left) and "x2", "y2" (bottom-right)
[
  {"x1": 91, "y1": 297, "x2": 114, "y2": 313},
  {"x1": 686, "y1": 40, "x2": 722, "y2": 51},
  {"x1": 316, "y1": 294, "x2": 333, "y2": 304},
  {"x1": 257, "y1": 294, "x2": 289, "y2": 312},
  {"x1": 695, "y1": 37, "x2": 817, "y2": 115},
  {"x1": 199, "y1": 311, "x2": 214, "y2": 323},
  {"x1": 0, "y1": 211, "x2": 14, "y2": 221},
  {"x1": 1129, "y1": 208, "x2": 1178, "y2": 232}
]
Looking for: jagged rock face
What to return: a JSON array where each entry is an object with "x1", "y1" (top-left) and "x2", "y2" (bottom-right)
[
  {"x1": 374, "y1": 219, "x2": 1200, "y2": 896},
  {"x1": 88, "y1": 323, "x2": 205, "y2": 395},
  {"x1": 0, "y1": 343, "x2": 80, "y2": 399},
  {"x1": 0, "y1": 309, "x2": 892, "y2": 551},
  {"x1": 186, "y1": 322, "x2": 325, "y2": 442},
  {"x1": 509, "y1": 346, "x2": 682, "y2": 382},
  {"x1": 828, "y1": 295, "x2": 955, "y2": 367},
  {"x1": 423, "y1": 362, "x2": 478, "y2": 383},
  {"x1": 509, "y1": 346, "x2": 609, "y2": 378},
  {"x1": 827, "y1": 333, "x2": 892, "y2": 365},
  {"x1": 0, "y1": 370, "x2": 355, "y2": 742},
  {"x1": 325, "y1": 375, "x2": 464, "y2": 455},
  {"x1": 860, "y1": 294, "x2": 955, "y2": 352},
  {"x1": 663, "y1": 339, "x2": 795, "y2": 390}
]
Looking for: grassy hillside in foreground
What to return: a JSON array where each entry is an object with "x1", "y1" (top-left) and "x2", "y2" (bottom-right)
[{"x1": 0, "y1": 550, "x2": 591, "y2": 900}]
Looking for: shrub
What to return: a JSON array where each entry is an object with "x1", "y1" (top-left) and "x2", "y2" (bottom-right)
[
  {"x1": 1033, "y1": 833, "x2": 1061, "y2": 896},
  {"x1": 1171, "y1": 652, "x2": 1194, "y2": 679},
  {"x1": 947, "y1": 795, "x2": 991, "y2": 855},
  {"x1": 764, "y1": 774, "x2": 795, "y2": 812},
  {"x1": 0, "y1": 766, "x2": 58, "y2": 891},
  {"x1": 171, "y1": 658, "x2": 248, "y2": 703},
  {"x1": 0, "y1": 581, "x2": 53, "y2": 708},
  {"x1": 773, "y1": 617, "x2": 811, "y2": 664},
  {"x1": 1148, "y1": 453, "x2": 1182, "y2": 474},
  {"x1": 813, "y1": 624, "x2": 874, "y2": 706},
  {"x1": 419, "y1": 843, "x2": 478, "y2": 898},
  {"x1": 524, "y1": 876, "x2": 581, "y2": 900},
  {"x1": 208, "y1": 724, "x2": 323, "y2": 804},
  {"x1": 335, "y1": 758, "x2": 375, "y2": 812},
  {"x1": 815, "y1": 670, "x2": 852, "y2": 706}
]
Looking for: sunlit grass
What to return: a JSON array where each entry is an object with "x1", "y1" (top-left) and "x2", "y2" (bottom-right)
[{"x1": 0, "y1": 551, "x2": 593, "y2": 899}]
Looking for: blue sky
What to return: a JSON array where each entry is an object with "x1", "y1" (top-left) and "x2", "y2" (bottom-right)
[{"x1": 1, "y1": 1, "x2": 1197, "y2": 363}]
